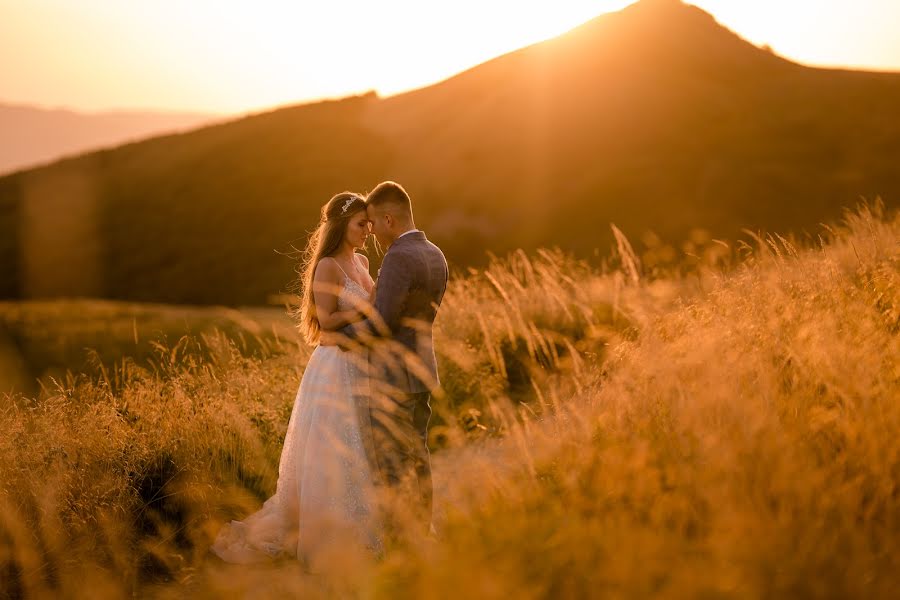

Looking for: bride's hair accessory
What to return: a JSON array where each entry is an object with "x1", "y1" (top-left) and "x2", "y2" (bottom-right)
[{"x1": 341, "y1": 196, "x2": 357, "y2": 214}]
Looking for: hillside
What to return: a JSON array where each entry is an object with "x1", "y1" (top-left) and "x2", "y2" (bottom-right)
[
  {"x1": 2, "y1": 0, "x2": 900, "y2": 304},
  {"x1": 0, "y1": 103, "x2": 217, "y2": 176}
]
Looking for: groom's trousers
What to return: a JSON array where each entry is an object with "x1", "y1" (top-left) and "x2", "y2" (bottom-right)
[{"x1": 369, "y1": 390, "x2": 433, "y2": 537}]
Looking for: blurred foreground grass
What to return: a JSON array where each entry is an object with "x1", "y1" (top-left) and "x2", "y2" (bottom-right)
[{"x1": 2, "y1": 205, "x2": 899, "y2": 598}]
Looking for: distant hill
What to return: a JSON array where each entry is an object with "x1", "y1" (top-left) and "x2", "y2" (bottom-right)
[
  {"x1": 2, "y1": 0, "x2": 899, "y2": 305},
  {"x1": 0, "y1": 103, "x2": 218, "y2": 175}
]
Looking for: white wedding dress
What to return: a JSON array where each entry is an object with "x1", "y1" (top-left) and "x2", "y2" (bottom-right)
[{"x1": 211, "y1": 276, "x2": 382, "y2": 564}]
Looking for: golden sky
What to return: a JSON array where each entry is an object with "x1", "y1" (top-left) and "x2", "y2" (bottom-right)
[{"x1": 2, "y1": 0, "x2": 899, "y2": 115}]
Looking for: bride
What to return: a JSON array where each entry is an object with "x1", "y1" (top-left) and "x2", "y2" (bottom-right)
[{"x1": 211, "y1": 192, "x2": 382, "y2": 565}]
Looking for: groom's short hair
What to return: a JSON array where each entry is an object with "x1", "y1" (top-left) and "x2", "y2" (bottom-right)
[{"x1": 366, "y1": 181, "x2": 413, "y2": 219}]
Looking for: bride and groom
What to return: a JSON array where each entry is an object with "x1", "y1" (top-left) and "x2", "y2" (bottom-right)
[{"x1": 211, "y1": 181, "x2": 449, "y2": 566}]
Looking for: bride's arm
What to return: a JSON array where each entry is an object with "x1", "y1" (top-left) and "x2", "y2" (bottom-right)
[{"x1": 313, "y1": 258, "x2": 364, "y2": 331}]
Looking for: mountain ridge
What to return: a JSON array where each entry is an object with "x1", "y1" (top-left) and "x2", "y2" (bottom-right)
[{"x1": 0, "y1": 102, "x2": 219, "y2": 176}]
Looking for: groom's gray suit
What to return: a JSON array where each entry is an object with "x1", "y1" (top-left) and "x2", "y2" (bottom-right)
[{"x1": 341, "y1": 230, "x2": 448, "y2": 533}]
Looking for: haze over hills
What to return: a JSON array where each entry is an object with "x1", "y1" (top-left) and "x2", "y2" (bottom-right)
[
  {"x1": 0, "y1": 103, "x2": 219, "y2": 175},
  {"x1": 1, "y1": 0, "x2": 899, "y2": 305}
]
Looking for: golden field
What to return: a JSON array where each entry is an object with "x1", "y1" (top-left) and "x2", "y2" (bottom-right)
[{"x1": 1, "y1": 204, "x2": 898, "y2": 598}]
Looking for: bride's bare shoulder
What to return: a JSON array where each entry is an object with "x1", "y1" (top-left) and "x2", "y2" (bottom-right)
[{"x1": 314, "y1": 257, "x2": 342, "y2": 282}]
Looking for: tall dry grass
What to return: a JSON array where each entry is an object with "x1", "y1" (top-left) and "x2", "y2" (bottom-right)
[
  {"x1": 389, "y1": 206, "x2": 899, "y2": 598},
  {"x1": 1, "y1": 205, "x2": 899, "y2": 598}
]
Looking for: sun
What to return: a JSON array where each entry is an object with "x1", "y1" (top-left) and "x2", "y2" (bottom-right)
[
  {"x1": 122, "y1": 0, "x2": 636, "y2": 109},
  {"x1": 346, "y1": 1, "x2": 636, "y2": 96}
]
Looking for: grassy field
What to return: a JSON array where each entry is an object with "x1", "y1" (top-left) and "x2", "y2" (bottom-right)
[
  {"x1": 0, "y1": 300, "x2": 300, "y2": 397},
  {"x1": 1, "y1": 205, "x2": 898, "y2": 598}
]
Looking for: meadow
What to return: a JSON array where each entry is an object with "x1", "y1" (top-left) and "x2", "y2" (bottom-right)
[
  {"x1": 0, "y1": 300, "x2": 297, "y2": 398},
  {"x1": 1, "y1": 204, "x2": 898, "y2": 598}
]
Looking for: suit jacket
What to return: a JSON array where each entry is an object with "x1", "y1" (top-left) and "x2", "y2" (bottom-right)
[{"x1": 341, "y1": 231, "x2": 449, "y2": 394}]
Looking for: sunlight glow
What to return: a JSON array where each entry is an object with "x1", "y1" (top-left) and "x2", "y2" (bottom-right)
[{"x1": 0, "y1": 0, "x2": 898, "y2": 113}]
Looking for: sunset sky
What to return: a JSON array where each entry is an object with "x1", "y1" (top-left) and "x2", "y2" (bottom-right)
[{"x1": 2, "y1": 0, "x2": 899, "y2": 115}]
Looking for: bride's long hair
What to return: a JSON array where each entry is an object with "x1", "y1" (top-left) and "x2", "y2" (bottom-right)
[{"x1": 294, "y1": 192, "x2": 367, "y2": 345}]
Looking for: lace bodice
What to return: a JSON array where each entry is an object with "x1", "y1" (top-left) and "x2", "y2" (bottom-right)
[{"x1": 337, "y1": 275, "x2": 372, "y2": 312}]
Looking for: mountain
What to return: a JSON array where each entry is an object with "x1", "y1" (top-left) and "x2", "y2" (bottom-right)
[
  {"x1": 0, "y1": 103, "x2": 218, "y2": 176},
  {"x1": 1, "y1": 0, "x2": 899, "y2": 305}
]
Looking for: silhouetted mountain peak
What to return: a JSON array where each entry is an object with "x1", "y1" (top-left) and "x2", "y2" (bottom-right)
[
  {"x1": 625, "y1": 0, "x2": 695, "y2": 15},
  {"x1": 540, "y1": 0, "x2": 793, "y2": 74},
  {"x1": 613, "y1": 0, "x2": 727, "y2": 28}
]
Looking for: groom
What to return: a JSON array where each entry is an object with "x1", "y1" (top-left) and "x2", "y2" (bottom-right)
[{"x1": 340, "y1": 181, "x2": 449, "y2": 536}]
